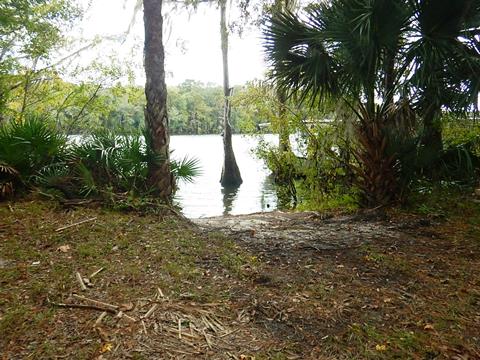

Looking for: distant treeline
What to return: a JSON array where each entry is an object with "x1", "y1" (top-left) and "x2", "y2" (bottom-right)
[
  {"x1": 2, "y1": 74, "x2": 260, "y2": 135},
  {"x1": 92, "y1": 80, "x2": 259, "y2": 135}
]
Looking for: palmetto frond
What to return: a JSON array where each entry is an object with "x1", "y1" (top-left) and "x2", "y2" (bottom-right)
[
  {"x1": 264, "y1": 0, "x2": 411, "y2": 108},
  {"x1": 0, "y1": 115, "x2": 67, "y2": 180},
  {"x1": 264, "y1": 9, "x2": 340, "y2": 105},
  {"x1": 170, "y1": 155, "x2": 201, "y2": 184},
  {"x1": 0, "y1": 162, "x2": 18, "y2": 177},
  {"x1": 404, "y1": 0, "x2": 480, "y2": 115}
]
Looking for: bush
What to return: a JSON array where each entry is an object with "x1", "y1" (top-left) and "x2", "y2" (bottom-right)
[
  {"x1": 0, "y1": 119, "x2": 200, "y2": 203},
  {"x1": 255, "y1": 122, "x2": 358, "y2": 211},
  {"x1": 33, "y1": 130, "x2": 201, "y2": 202},
  {"x1": 0, "y1": 116, "x2": 67, "y2": 197}
]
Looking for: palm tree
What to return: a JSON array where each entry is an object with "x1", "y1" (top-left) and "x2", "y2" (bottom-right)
[
  {"x1": 264, "y1": 0, "x2": 480, "y2": 205},
  {"x1": 143, "y1": 0, "x2": 174, "y2": 200},
  {"x1": 404, "y1": 0, "x2": 480, "y2": 153}
]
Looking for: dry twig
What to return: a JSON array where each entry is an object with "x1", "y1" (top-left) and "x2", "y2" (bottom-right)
[
  {"x1": 94, "y1": 311, "x2": 108, "y2": 327},
  {"x1": 157, "y1": 287, "x2": 164, "y2": 298},
  {"x1": 75, "y1": 272, "x2": 87, "y2": 291},
  {"x1": 202, "y1": 329, "x2": 212, "y2": 349},
  {"x1": 72, "y1": 294, "x2": 119, "y2": 310},
  {"x1": 89, "y1": 267, "x2": 105, "y2": 279},
  {"x1": 55, "y1": 217, "x2": 97, "y2": 232},
  {"x1": 48, "y1": 299, "x2": 116, "y2": 314},
  {"x1": 143, "y1": 303, "x2": 158, "y2": 319}
]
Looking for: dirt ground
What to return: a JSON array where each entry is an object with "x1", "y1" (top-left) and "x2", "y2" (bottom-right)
[
  {"x1": 1, "y1": 200, "x2": 480, "y2": 359},
  {"x1": 194, "y1": 210, "x2": 402, "y2": 251}
]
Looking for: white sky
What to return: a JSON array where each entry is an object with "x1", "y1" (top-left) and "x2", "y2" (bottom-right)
[{"x1": 71, "y1": 0, "x2": 267, "y2": 86}]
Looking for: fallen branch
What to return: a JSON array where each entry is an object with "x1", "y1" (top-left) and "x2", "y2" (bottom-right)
[
  {"x1": 48, "y1": 300, "x2": 116, "y2": 314},
  {"x1": 55, "y1": 217, "x2": 97, "y2": 232},
  {"x1": 60, "y1": 199, "x2": 95, "y2": 207},
  {"x1": 118, "y1": 311, "x2": 137, "y2": 323},
  {"x1": 72, "y1": 294, "x2": 119, "y2": 310},
  {"x1": 49, "y1": 298, "x2": 137, "y2": 322},
  {"x1": 75, "y1": 272, "x2": 87, "y2": 291},
  {"x1": 114, "y1": 310, "x2": 137, "y2": 323},
  {"x1": 202, "y1": 329, "x2": 212, "y2": 349}
]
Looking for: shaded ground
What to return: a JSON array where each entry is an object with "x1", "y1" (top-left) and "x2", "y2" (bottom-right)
[{"x1": 1, "y1": 200, "x2": 480, "y2": 359}]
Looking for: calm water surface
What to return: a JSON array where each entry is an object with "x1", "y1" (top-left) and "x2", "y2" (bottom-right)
[{"x1": 171, "y1": 134, "x2": 278, "y2": 218}]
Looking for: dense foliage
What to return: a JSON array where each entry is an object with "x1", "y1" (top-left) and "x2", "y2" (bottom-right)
[
  {"x1": 262, "y1": 0, "x2": 480, "y2": 207},
  {"x1": 0, "y1": 117, "x2": 200, "y2": 205},
  {"x1": 240, "y1": 81, "x2": 479, "y2": 211}
]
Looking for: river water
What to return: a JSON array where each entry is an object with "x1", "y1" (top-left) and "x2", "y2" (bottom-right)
[{"x1": 170, "y1": 134, "x2": 278, "y2": 218}]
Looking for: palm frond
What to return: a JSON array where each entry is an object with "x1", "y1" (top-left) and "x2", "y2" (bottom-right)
[
  {"x1": 0, "y1": 115, "x2": 67, "y2": 181},
  {"x1": 404, "y1": 0, "x2": 480, "y2": 114},
  {"x1": 171, "y1": 155, "x2": 201, "y2": 183},
  {"x1": 263, "y1": 0, "x2": 410, "y2": 108},
  {"x1": 0, "y1": 162, "x2": 19, "y2": 177},
  {"x1": 263, "y1": 8, "x2": 340, "y2": 106}
]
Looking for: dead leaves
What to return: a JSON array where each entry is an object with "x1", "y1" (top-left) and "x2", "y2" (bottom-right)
[
  {"x1": 423, "y1": 324, "x2": 435, "y2": 331},
  {"x1": 120, "y1": 302, "x2": 135, "y2": 312},
  {"x1": 100, "y1": 342, "x2": 113, "y2": 353},
  {"x1": 57, "y1": 245, "x2": 71, "y2": 253}
]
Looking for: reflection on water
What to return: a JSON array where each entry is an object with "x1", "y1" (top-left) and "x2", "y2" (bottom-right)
[
  {"x1": 171, "y1": 134, "x2": 278, "y2": 218},
  {"x1": 221, "y1": 186, "x2": 239, "y2": 215}
]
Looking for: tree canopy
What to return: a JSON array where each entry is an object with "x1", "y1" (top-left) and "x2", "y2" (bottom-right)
[{"x1": 0, "y1": 0, "x2": 81, "y2": 113}]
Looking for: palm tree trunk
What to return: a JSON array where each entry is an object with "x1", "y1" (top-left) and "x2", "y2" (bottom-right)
[
  {"x1": 421, "y1": 105, "x2": 443, "y2": 154},
  {"x1": 143, "y1": 0, "x2": 173, "y2": 200},
  {"x1": 219, "y1": 0, "x2": 242, "y2": 187},
  {"x1": 383, "y1": 50, "x2": 396, "y2": 110}
]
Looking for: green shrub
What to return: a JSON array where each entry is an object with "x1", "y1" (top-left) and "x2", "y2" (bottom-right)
[
  {"x1": 0, "y1": 117, "x2": 200, "y2": 203},
  {"x1": 0, "y1": 116, "x2": 67, "y2": 196},
  {"x1": 33, "y1": 129, "x2": 200, "y2": 201}
]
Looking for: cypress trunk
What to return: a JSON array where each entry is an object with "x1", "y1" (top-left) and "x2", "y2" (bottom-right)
[
  {"x1": 219, "y1": 0, "x2": 242, "y2": 187},
  {"x1": 143, "y1": 0, "x2": 173, "y2": 200}
]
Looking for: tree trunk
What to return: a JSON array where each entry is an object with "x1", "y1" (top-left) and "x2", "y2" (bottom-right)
[
  {"x1": 219, "y1": 0, "x2": 242, "y2": 187},
  {"x1": 383, "y1": 50, "x2": 396, "y2": 111},
  {"x1": 277, "y1": 88, "x2": 290, "y2": 152},
  {"x1": 143, "y1": 0, "x2": 173, "y2": 200},
  {"x1": 421, "y1": 107, "x2": 443, "y2": 155},
  {"x1": 355, "y1": 108, "x2": 398, "y2": 206},
  {"x1": 274, "y1": 0, "x2": 292, "y2": 153}
]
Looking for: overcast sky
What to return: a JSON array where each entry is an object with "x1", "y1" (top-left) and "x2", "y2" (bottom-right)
[{"x1": 72, "y1": 0, "x2": 267, "y2": 86}]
